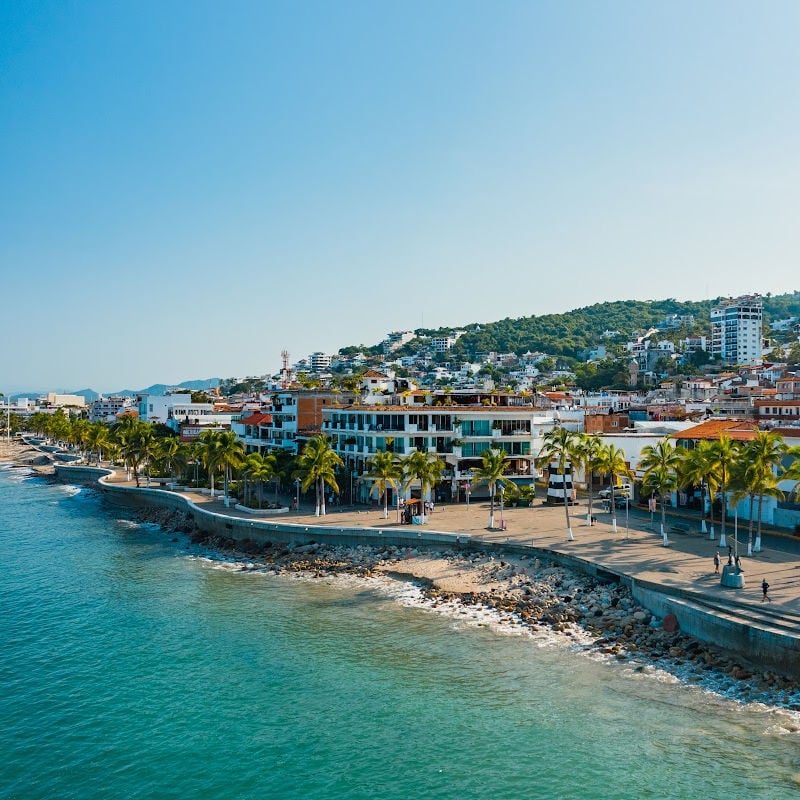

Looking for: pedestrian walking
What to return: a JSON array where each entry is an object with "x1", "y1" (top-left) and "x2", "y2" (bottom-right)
[
  {"x1": 713, "y1": 550, "x2": 720, "y2": 574},
  {"x1": 762, "y1": 579, "x2": 771, "y2": 602}
]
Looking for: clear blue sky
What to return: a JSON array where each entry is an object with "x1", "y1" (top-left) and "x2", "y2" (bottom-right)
[{"x1": 2, "y1": 1, "x2": 799, "y2": 393}]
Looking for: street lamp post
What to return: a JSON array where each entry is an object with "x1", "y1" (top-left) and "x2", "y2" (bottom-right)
[
  {"x1": 295, "y1": 478, "x2": 301, "y2": 510},
  {"x1": 625, "y1": 495, "x2": 629, "y2": 540},
  {"x1": 499, "y1": 485, "x2": 505, "y2": 530}
]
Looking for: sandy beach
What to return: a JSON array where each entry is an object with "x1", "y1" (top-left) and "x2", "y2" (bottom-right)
[{"x1": 0, "y1": 437, "x2": 54, "y2": 470}]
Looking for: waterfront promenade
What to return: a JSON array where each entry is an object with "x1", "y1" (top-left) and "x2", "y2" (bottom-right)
[
  {"x1": 8, "y1": 430, "x2": 799, "y2": 672},
  {"x1": 102, "y1": 465, "x2": 800, "y2": 613}
]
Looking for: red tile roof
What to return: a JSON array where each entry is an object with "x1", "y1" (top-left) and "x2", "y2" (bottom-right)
[
  {"x1": 240, "y1": 412, "x2": 272, "y2": 426},
  {"x1": 670, "y1": 419, "x2": 760, "y2": 442}
]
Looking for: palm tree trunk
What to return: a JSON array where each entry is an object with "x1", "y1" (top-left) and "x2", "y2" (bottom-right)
[
  {"x1": 708, "y1": 489, "x2": 716, "y2": 540},
  {"x1": 719, "y1": 476, "x2": 727, "y2": 549},
  {"x1": 563, "y1": 471, "x2": 573, "y2": 541},
  {"x1": 488, "y1": 486, "x2": 495, "y2": 529},
  {"x1": 661, "y1": 494, "x2": 668, "y2": 546},
  {"x1": 754, "y1": 492, "x2": 764, "y2": 553},
  {"x1": 586, "y1": 479, "x2": 594, "y2": 527},
  {"x1": 320, "y1": 478, "x2": 326, "y2": 516},
  {"x1": 383, "y1": 488, "x2": 388, "y2": 519},
  {"x1": 747, "y1": 492, "x2": 755, "y2": 556},
  {"x1": 610, "y1": 481, "x2": 618, "y2": 533}
]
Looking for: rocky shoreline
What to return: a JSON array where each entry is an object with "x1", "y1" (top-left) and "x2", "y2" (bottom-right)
[{"x1": 132, "y1": 504, "x2": 800, "y2": 718}]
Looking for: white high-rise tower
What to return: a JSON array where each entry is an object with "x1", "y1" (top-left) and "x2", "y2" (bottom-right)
[{"x1": 710, "y1": 295, "x2": 763, "y2": 366}]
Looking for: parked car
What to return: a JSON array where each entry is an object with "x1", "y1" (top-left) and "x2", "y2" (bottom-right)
[{"x1": 598, "y1": 485, "x2": 632, "y2": 500}]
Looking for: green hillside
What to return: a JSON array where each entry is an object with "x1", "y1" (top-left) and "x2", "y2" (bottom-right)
[{"x1": 382, "y1": 292, "x2": 800, "y2": 362}]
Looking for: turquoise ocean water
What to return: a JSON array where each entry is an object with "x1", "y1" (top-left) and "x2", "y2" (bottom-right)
[{"x1": 1, "y1": 465, "x2": 799, "y2": 800}]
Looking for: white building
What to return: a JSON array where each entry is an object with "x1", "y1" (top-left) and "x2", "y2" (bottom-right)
[
  {"x1": 89, "y1": 396, "x2": 135, "y2": 423},
  {"x1": 383, "y1": 331, "x2": 416, "y2": 353},
  {"x1": 309, "y1": 352, "x2": 332, "y2": 372},
  {"x1": 430, "y1": 335, "x2": 459, "y2": 353},
  {"x1": 710, "y1": 295, "x2": 763, "y2": 366},
  {"x1": 45, "y1": 393, "x2": 86, "y2": 408}
]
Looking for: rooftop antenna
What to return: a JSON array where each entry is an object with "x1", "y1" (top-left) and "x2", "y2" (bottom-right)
[{"x1": 281, "y1": 350, "x2": 290, "y2": 389}]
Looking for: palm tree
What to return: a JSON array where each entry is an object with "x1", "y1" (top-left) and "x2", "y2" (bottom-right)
[
  {"x1": 197, "y1": 430, "x2": 222, "y2": 497},
  {"x1": 86, "y1": 422, "x2": 111, "y2": 465},
  {"x1": 117, "y1": 421, "x2": 157, "y2": 488},
  {"x1": 678, "y1": 440, "x2": 719, "y2": 539},
  {"x1": 366, "y1": 451, "x2": 402, "y2": 519},
  {"x1": 728, "y1": 452, "x2": 758, "y2": 558},
  {"x1": 68, "y1": 418, "x2": 91, "y2": 461},
  {"x1": 154, "y1": 435, "x2": 181, "y2": 482},
  {"x1": 111, "y1": 415, "x2": 144, "y2": 481},
  {"x1": 242, "y1": 451, "x2": 277, "y2": 508},
  {"x1": 211, "y1": 430, "x2": 245, "y2": 506},
  {"x1": 747, "y1": 431, "x2": 789, "y2": 553},
  {"x1": 401, "y1": 450, "x2": 444, "y2": 523},
  {"x1": 538, "y1": 427, "x2": 579, "y2": 541},
  {"x1": 473, "y1": 448, "x2": 518, "y2": 530},
  {"x1": 597, "y1": 442, "x2": 634, "y2": 534},
  {"x1": 573, "y1": 433, "x2": 604, "y2": 527},
  {"x1": 706, "y1": 436, "x2": 741, "y2": 549},
  {"x1": 296, "y1": 435, "x2": 343, "y2": 516},
  {"x1": 638, "y1": 440, "x2": 681, "y2": 545}
]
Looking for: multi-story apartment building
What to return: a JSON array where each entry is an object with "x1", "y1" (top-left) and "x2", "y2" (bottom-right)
[
  {"x1": 309, "y1": 352, "x2": 332, "y2": 372},
  {"x1": 89, "y1": 396, "x2": 135, "y2": 423},
  {"x1": 710, "y1": 295, "x2": 763, "y2": 366},
  {"x1": 233, "y1": 390, "x2": 350, "y2": 455},
  {"x1": 321, "y1": 403, "x2": 556, "y2": 503}
]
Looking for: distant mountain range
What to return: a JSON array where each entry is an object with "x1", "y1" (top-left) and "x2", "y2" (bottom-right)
[{"x1": 9, "y1": 378, "x2": 221, "y2": 402}]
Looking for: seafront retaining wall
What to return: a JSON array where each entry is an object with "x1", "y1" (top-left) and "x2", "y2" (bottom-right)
[
  {"x1": 54, "y1": 465, "x2": 464, "y2": 551},
  {"x1": 633, "y1": 584, "x2": 800, "y2": 679},
  {"x1": 53, "y1": 464, "x2": 800, "y2": 677}
]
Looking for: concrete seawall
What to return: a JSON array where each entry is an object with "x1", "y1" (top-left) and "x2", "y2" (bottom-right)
[
  {"x1": 56, "y1": 464, "x2": 465, "y2": 551},
  {"x1": 53, "y1": 464, "x2": 800, "y2": 678}
]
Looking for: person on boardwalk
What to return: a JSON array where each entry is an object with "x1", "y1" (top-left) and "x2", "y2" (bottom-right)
[
  {"x1": 762, "y1": 579, "x2": 771, "y2": 602},
  {"x1": 713, "y1": 550, "x2": 720, "y2": 574}
]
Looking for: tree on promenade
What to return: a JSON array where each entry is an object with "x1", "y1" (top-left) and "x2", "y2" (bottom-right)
[
  {"x1": 197, "y1": 430, "x2": 222, "y2": 497},
  {"x1": 597, "y1": 442, "x2": 634, "y2": 534},
  {"x1": 473, "y1": 447, "x2": 517, "y2": 530},
  {"x1": 748, "y1": 432, "x2": 790, "y2": 554},
  {"x1": 706, "y1": 436, "x2": 741, "y2": 549},
  {"x1": 538, "y1": 426, "x2": 580, "y2": 541},
  {"x1": 639, "y1": 440, "x2": 681, "y2": 545},
  {"x1": 401, "y1": 450, "x2": 444, "y2": 523},
  {"x1": 366, "y1": 450, "x2": 402, "y2": 520},
  {"x1": 573, "y1": 433, "x2": 604, "y2": 527},
  {"x1": 678, "y1": 440, "x2": 719, "y2": 539},
  {"x1": 112, "y1": 416, "x2": 151, "y2": 486},
  {"x1": 296, "y1": 435, "x2": 343, "y2": 516},
  {"x1": 241, "y1": 451, "x2": 277, "y2": 509},
  {"x1": 86, "y1": 422, "x2": 111, "y2": 465},
  {"x1": 153, "y1": 434, "x2": 181, "y2": 481},
  {"x1": 68, "y1": 418, "x2": 90, "y2": 460},
  {"x1": 48, "y1": 409, "x2": 71, "y2": 446},
  {"x1": 207, "y1": 430, "x2": 245, "y2": 506}
]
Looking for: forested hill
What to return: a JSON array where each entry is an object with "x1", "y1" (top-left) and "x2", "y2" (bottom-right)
[{"x1": 381, "y1": 292, "x2": 800, "y2": 361}]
